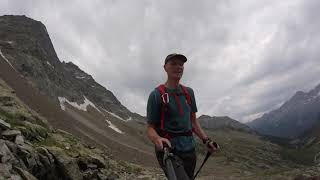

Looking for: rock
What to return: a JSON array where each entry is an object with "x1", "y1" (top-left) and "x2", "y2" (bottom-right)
[
  {"x1": 83, "y1": 169, "x2": 98, "y2": 180},
  {"x1": 16, "y1": 143, "x2": 37, "y2": 169},
  {"x1": 37, "y1": 153, "x2": 51, "y2": 169},
  {"x1": 4, "y1": 140, "x2": 18, "y2": 154},
  {"x1": 33, "y1": 147, "x2": 57, "y2": 179},
  {"x1": 0, "y1": 118, "x2": 11, "y2": 130},
  {"x1": 97, "y1": 169, "x2": 119, "y2": 180},
  {"x1": 87, "y1": 163, "x2": 98, "y2": 169},
  {"x1": 107, "y1": 172, "x2": 120, "y2": 180},
  {"x1": 2, "y1": 130, "x2": 22, "y2": 140},
  {"x1": 77, "y1": 158, "x2": 88, "y2": 171},
  {"x1": 88, "y1": 145, "x2": 96, "y2": 149},
  {"x1": 0, "y1": 140, "x2": 15, "y2": 163},
  {"x1": 13, "y1": 166, "x2": 37, "y2": 180},
  {"x1": 0, "y1": 163, "x2": 12, "y2": 178},
  {"x1": 77, "y1": 154, "x2": 106, "y2": 172},
  {"x1": 9, "y1": 175, "x2": 23, "y2": 180},
  {"x1": 36, "y1": 147, "x2": 54, "y2": 165},
  {"x1": 17, "y1": 143, "x2": 33, "y2": 156},
  {"x1": 15, "y1": 135, "x2": 24, "y2": 145},
  {"x1": 97, "y1": 173, "x2": 108, "y2": 180},
  {"x1": 48, "y1": 147, "x2": 82, "y2": 180},
  {"x1": 88, "y1": 154, "x2": 106, "y2": 169}
]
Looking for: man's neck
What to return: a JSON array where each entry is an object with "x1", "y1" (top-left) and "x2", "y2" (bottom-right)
[{"x1": 165, "y1": 79, "x2": 180, "y2": 88}]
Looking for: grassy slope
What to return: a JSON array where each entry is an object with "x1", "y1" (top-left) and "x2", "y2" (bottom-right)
[{"x1": 195, "y1": 128, "x2": 320, "y2": 179}]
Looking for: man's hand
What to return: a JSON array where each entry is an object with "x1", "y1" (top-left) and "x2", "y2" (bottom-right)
[
  {"x1": 203, "y1": 137, "x2": 219, "y2": 153},
  {"x1": 154, "y1": 137, "x2": 171, "y2": 150},
  {"x1": 147, "y1": 124, "x2": 171, "y2": 150}
]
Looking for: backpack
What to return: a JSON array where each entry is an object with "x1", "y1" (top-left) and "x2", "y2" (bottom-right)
[{"x1": 156, "y1": 84, "x2": 194, "y2": 140}]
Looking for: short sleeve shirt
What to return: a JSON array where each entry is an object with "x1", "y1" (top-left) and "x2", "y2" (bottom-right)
[{"x1": 147, "y1": 85, "x2": 198, "y2": 152}]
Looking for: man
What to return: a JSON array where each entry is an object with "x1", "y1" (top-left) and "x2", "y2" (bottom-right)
[{"x1": 147, "y1": 53, "x2": 218, "y2": 179}]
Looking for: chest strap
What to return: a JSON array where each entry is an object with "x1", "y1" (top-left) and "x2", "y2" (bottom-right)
[
  {"x1": 159, "y1": 130, "x2": 193, "y2": 140},
  {"x1": 157, "y1": 84, "x2": 193, "y2": 138}
]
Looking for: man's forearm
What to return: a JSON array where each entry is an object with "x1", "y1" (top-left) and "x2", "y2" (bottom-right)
[
  {"x1": 191, "y1": 113, "x2": 208, "y2": 141},
  {"x1": 147, "y1": 124, "x2": 161, "y2": 143}
]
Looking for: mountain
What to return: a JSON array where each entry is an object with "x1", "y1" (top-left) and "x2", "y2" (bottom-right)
[
  {"x1": 0, "y1": 15, "x2": 130, "y2": 119},
  {"x1": 290, "y1": 120, "x2": 320, "y2": 148},
  {"x1": 248, "y1": 83, "x2": 320, "y2": 138},
  {"x1": 198, "y1": 115, "x2": 255, "y2": 134},
  {"x1": 0, "y1": 15, "x2": 155, "y2": 167}
]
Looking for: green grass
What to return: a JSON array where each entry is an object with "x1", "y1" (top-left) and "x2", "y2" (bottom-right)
[
  {"x1": 0, "y1": 108, "x2": 24, "y2": 127},
  {"x1": 280, "y1": 145, "x2": 320, "y2": 165},
  {"x1": 34, "y1": 133, "x2": 82, "y2": 157},
  {"x1": 117, "y1": 160, "x2": 143, "y2": 174}
]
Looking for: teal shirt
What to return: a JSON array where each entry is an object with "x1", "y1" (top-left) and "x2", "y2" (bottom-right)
[{"x1": 147, "y1": 85, "x2": 198, "y2": 152}]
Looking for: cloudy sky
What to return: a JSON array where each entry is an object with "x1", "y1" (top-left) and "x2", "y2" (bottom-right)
[{"x1": 1, "y1": 0, "x2": 320, "y2": 122}]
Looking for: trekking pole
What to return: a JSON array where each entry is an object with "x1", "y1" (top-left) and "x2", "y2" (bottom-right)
[
  {"x1": 163, "y1": 147, "x2": 177, "y2": 180},
  {"x1": 193, "y1": 151, "x2": 211, "y2": 180}
]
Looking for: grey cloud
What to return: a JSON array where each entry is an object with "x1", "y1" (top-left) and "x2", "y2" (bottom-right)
[{"x1": 1, "y1": 0, "x2": 320, "y2": 122}]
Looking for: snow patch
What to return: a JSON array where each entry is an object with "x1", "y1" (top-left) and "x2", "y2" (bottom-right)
[
  {"x1": 46, "y1": 61, "x2": 54, "y2": 68},
  {"x1": 105, "y1": 119, "x2": 124, "y2": 134},
  {"x1": 76, "y1": 76, "x2": 86, "y2": 79},
  {"x1": 0, "y1": 49, "x2": 17, "y2": 72},
  {"x1": 102, "y1": 108, "x2": 131, "y2": 122},
  {"x1": 58, "y1": 96, "x2": 102, "y2": 113},
  {"x1": 6, "y1": 41, "x2": 13, "y2": 44}
]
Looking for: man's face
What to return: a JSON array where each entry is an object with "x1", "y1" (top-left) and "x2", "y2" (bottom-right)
[{"x1": 164, "y1": 58, "x2": 185, "y2": 80}]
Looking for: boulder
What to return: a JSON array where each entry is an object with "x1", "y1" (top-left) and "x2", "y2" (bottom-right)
[
  {"x1": 88, "y1": 154, "x2": 106, "y2": 169},
  {"x1": 83, "y1": 169, "x2": 98, "y2": 180},
  {"x1": 9, "y1": 175, "x2": 23, "y2": 180},
  {"x1": 0, "y1": 163, "x2": 12, "y2": 178},
  {"x1": 77, "y1": 154, "x2": 106, "y2": 172},
  {"x1": 13, "y1": 166, "x2": 37, "y2": 180},
  {"x1": 16, "y1": 143, "x2": 37, "y2": 169},
  {"x1": 0, "y1": 140, "x2": 15, "y2": 163},
  {"x1": 4, "y1": 140, "x2": 18, "y2": 154},
  {"x1": 97, "y1": 169, "x2": 119, "y2": 180},
  {"x1": 0, "y1": 118, "x2": 11, "y2": 130},
  {"x1": 48, "y1": 147, "x2": 82, "y2": 180},
  {"x1": 2, "y1": 130, "x2": 22, "y2": 141},
  {"x1": 15, "y1": 135, "x2": 24, "y2": 145},
  {"x1": 36, "y1": 147, "x2": 54, "y2": 165}
]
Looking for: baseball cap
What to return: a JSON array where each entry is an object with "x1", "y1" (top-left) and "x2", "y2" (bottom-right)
[{"x1": 164, "y1": 53, "x2": 187, "y2": 64}]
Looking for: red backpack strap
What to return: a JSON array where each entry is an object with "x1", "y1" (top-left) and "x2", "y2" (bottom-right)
[
  {"x1": 157, "y1": 84, "x2": 168, "y2": 131},
  {"x1": 180, "y1": 84, "x2": 192, "y2": 106},
  {"x1": 180, "y1": 84, "x2": 195, "y2": 132}
]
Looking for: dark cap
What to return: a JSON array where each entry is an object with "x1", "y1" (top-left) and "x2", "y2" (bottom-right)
[{"x1": 164, "y1": 53, "x2": 187, "y2": 64}]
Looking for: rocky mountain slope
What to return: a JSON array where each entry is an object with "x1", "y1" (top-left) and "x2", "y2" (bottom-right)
[
  {"x1": 0, "y1": 77, "x2": 164, "y2": 179},
  {"x1": 0, "y1": 15, "x2": 155, "y2": 167},
  {"x1": 248, "y1": 83, "x2": 320, "y2": 138},
  {"x1": 0, "y1": 15, "x2": 130, "y2": 120},
  {"x1": 198, "y1": 115, "x2": 254, "y2": 134}
]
